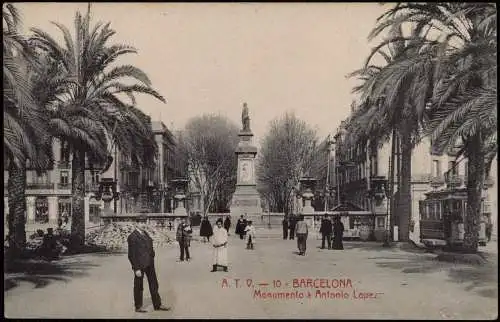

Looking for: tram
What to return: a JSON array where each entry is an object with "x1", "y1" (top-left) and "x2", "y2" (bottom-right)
[{"x1": 419, "y1": 187, "x2": 490, "y2": 249}]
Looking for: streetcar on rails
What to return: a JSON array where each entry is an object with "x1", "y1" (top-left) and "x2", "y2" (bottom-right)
[{"x1": 419, "y1": 184, "x2": 491, "y2": 250}]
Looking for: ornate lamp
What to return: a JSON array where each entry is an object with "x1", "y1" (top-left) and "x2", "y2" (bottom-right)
[
  {"x1": 171, "y1": 178, "x2": 189, "y2": 217},
  {"x1": 299, "y1": 176, "x2": 317, "y2": 215},
  {"x1": 94, "y1": 178, "x2": 120, "y2": 214}
]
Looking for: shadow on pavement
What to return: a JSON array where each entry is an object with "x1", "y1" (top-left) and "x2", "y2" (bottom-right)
[
  {"x1": 4, "y1": 255, "x2": 106, "y2": 292},
  {"x1": 371, "y1": 251, "x2": 498, "y2": 299},
  {"x1": 343, "y1": 241, "x2": 430, "y2": 255}
]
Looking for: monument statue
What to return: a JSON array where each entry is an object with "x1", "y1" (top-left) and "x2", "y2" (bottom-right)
[{"x1": 242, "y1": 102, "x2": 251, "y2": 131}]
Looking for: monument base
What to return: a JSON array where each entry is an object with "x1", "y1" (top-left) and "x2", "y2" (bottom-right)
[
  {"x1": 230, "y1": 185, "x2": 261, "y2": 220},
  {"x1": 174, "y1": 207, "x2": 188, "y2": 217}
]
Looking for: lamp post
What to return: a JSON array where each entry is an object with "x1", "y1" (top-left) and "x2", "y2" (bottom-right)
[
  {"x1": 94, "y1": 178, "x2": 120, "y2": 223},
  {"x1": 325, "y1": 135, "x2": 334, "y2": 212}
]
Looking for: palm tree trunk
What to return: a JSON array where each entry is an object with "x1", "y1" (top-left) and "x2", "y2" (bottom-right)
[
  {"x1": 386, "y1": 129, "x2": 397, "y2": 243},
  {"x1": 391, "y1": 132, "x2": 401, "y2": 240},
  {"x1": 398, "y1": 129, "x2": 412, "y2": 242},
  {"x1": 71, "y1": 149, "x2": 86, "y2": 250},
  {"x1": 463, "y1": 132, "x2": 485, "y2": 253},
  {"x1": 7, "y1": 163, "x2": 27, "y2": 256}
]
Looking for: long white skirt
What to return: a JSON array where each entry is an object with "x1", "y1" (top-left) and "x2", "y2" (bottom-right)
[{"x1": 213, "y1": 245, "x2": 228, "y2": 266}]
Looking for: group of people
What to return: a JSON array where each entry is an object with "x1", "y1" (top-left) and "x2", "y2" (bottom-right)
[
  {"x1": 319, "y1": 214, "x2": 345, "y2": 250},
  {"x1": 282, "y1": 214, "x2": 345, "y2": 256}
]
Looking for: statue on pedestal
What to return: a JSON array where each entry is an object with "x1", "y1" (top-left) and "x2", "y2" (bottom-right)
[{"x1": 242, "y1": 102, "x2": 251, "y2": 132}]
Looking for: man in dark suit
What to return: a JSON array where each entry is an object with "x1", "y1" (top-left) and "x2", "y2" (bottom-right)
[
  {"x1": 288, "y1": 215, "x2": 296, "y2": 240},
  {"x1": 319, "y1": 214, "x2": 333, "y2": 249},
  {"x1": 127, "y1": 215, "x2": 170, "y2": 313}
]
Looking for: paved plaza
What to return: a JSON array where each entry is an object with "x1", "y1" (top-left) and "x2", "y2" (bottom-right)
[{"x1": 4, "y1": 229, "x2": 498, "y2": 319}]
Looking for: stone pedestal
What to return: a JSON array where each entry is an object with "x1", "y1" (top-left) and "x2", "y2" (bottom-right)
[
  {"x1": 230, "y1": 130, "x2": 261, "y2": 219},
  {"x1": 171, "y1": 179, "x2": 189, "y2": 217},
  {"x1": 48, "y1": 196, "x2": 58, "y2": 224},
  {"x1": 300, "y1": 177, "x2": 317, "y2": 215},
  {"x1": 174, "y1": 194, "x2": 187, "y2": 217},
  {"x1": 26, "y1": 196, "x2": 36, "y2": 224}
]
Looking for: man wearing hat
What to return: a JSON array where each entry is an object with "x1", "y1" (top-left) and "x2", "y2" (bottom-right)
[
  {"x1": 127, "y1": 214, "x2": 170, "y2": 313},
  {"x1": 211, "y1": 218, "x2": 229, "y2": 272}
]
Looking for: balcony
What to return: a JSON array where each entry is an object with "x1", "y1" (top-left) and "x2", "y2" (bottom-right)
[
  {"x1": 484, "y1": 176, "x2": 494, "y2": 188},
  {"x1": 411, "y1": 173, "x2": 431, "y2": 183},
  {"x1": 58, "y1": 161, "x2": 71, "y2": 169},
  {"x1": 26, "y1": 183, "x2": 55, "y2": 190},
  {"x1": 85, "y1": 183, "x2": 100, "y2": 192},
  {"x1": 445, "y1": 174, "x2": 463, "y2": 189},
  {"x1": 430, "y1": 176, "x2": 445, "y2": 188},
  {"x1": 56, "y1": 183, "x2": 71, "y2": 190}
]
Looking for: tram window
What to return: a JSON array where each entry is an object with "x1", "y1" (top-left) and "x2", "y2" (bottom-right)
[{"x1": 428, "y1": 203, "x2": 435, "y2": 220}]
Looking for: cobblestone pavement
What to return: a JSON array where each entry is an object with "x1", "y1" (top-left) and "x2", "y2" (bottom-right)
[{"x1": 4, "y1": 231, "x2": 498, "y2": 319}]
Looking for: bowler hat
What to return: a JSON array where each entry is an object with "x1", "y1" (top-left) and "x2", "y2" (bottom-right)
[{"x1": 136, "y1": 214, "x2": 148, "y2": 222}]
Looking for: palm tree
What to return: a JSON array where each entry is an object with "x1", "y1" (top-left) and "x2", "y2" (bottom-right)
[
  {"x1": 29, "y1": 5, "x2": 165, "y2": 249},
  {"x1": 374, "y1": 3, "x2": 497, "y2": 252},
  {"x1": 3, "y1": 3, "x2": 54, "y2": 256},
  {"x1": 347, "y1": 21, "x2": 437, "y2": 242}
]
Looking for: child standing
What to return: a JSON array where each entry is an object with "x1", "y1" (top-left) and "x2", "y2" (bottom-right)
[{"x1": 244, "y1": 221, "x2": 256, "y2": 250}]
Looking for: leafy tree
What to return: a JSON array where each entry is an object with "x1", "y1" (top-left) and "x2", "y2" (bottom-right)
[
  {"x1": 179, "y1": 114, "x2": 239, "y2": 215},
  {"x1": 257, "y1": 112, "x2": 319, "y2": 214}
]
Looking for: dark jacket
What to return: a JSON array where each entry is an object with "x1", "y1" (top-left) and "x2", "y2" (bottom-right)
[
  {"x1": 334, "y1": 221, "x2": 345, "y2": 236},
  {"x1": 127, "y1": 229, "x2": 155, "y2": 271},
  {"x1": 224, "y1": 218, "x2": 231, "y2": 230},
  {"x1": 176, "y1": 223, "x2": 193, "y2": 244},
  {"x1": 200, "y1": 218, "x2": 213, "y2": 237},
  {"x1": 235, "y1": 219, "x2": 245, "y2": 234},
  {"x1": 320, "y1": 218, "x2": 333, "y2": 235}
]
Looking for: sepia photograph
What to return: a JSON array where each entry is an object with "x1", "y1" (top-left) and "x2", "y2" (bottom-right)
[{"x1": 3, "y1": 2, "x2": 498, "y2": 319}]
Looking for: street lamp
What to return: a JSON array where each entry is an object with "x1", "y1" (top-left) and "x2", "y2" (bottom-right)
[
  {"x1": 325, "y1": 135, "x2": 334, "y2": 212},
  {"x1": 94, "y1": 178, "x2": 120, "y2": 216}
]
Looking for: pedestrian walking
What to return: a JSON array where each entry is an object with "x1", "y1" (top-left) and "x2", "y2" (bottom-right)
[
  {"x1": 235, "y1": 215, "x2": 246, "y2": 240},
  {"x1": 244, "y1": 221, "x2": 256, "y2": 250},
  {"x1": 200, "y1": 216, "x2": 213, "y2": 243},
  {"x1": 320, "y1": 214, "x2": 333, "y2": 249},
  {"x1": 176, "y1": 218, "x2": 193, "y2": 262},
  {"x1": 295, "y1": 215, "x2": 309, "y2": 256},
  {"x1": 332, "y1": 216, "x2": 345, "y2": 250},
  {"x1": 127, "y1": 215, "x2": 170, "y2": 313},
  {"x1": 224, "y1": 215, "x2": 231, "y2": 234},
  {"x1": 289, "y1": 215, "x2": 296, "y2": 240},
  {"x1": 282, "y1": 216, "x2": 289, "y2": 240},
  {"x1": 211, "y1": 218, "x2": 229, "y2": 272}
]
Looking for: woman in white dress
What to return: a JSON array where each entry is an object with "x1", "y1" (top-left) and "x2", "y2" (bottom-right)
[{"x1": 211, "y1": 218, "x2": 229, "y2": 272}]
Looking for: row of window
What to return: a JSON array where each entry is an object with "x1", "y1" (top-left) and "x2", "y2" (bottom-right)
[
  {"x1": 29, "y1": 170, "x2": 100, "y2": 186},
  {"x1": 337, "y1": 157, "x2": 378, "y2": 187},
  {"x1": 431, "y1": 160, "x2": 468, "y2": 177}
]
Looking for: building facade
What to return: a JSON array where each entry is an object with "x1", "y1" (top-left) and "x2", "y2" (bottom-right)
[
  {"x1": 4, "y1": 121, "x2": 187, "y2": 228},
  {"x1": 329, "y1": 119, "x2": 496, "y2": 243}
]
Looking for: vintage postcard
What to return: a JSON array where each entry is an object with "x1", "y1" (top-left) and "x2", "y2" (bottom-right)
[{"x1": 3, "y1": 2, "x2": 498, "y2": 319}]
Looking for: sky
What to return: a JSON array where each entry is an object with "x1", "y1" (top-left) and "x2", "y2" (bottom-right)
[{"x1": 16, "y1": 2, "x2": 388, "y2": 143}]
